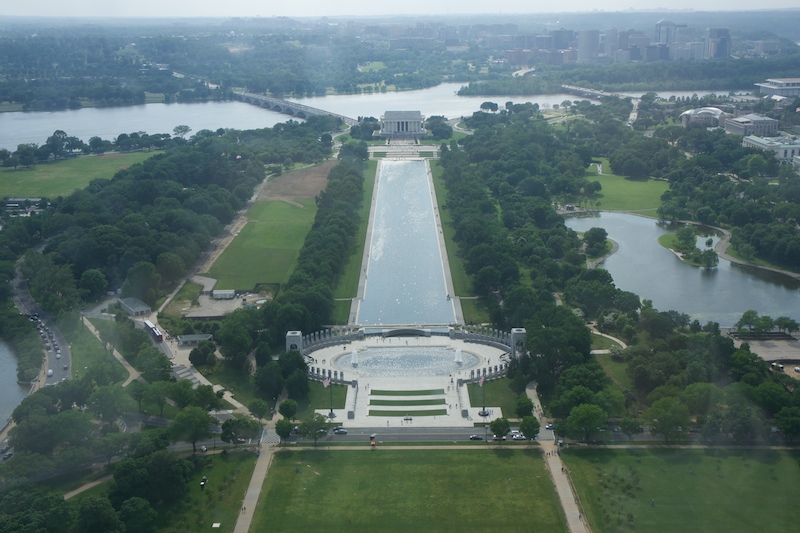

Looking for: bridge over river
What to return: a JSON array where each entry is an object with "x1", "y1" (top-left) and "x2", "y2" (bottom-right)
[
  {"x1": 233, "y1": 91, "x2": 358, "y2": 126},
  {"x1": 561, "y1": 84, "x2": 634, "y2": 100}
]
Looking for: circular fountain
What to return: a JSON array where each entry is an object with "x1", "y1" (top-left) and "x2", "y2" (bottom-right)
[{"x1": 331, "y1": 345, "x2": 480, "y2": 378}]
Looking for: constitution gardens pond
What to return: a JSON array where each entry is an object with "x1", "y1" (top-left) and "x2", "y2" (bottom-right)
[{"x1": 565, "y1": 212, "x2": 800, "y2": 326}]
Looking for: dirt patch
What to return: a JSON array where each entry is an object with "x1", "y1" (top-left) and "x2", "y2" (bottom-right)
[{"x1": 259, "y1": 161, "x2": 336, "y2": 203}]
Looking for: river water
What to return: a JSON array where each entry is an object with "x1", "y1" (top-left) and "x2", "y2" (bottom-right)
[
  {"x1": 356, "y1": 160, "x2": 455, "y2": 326},
  {"x1": 565, "y1": 212, "x2": 800, "y2": 326},
  {"x1": 286, "y1": 83, "x2": 578, "y2": 120},
  {"x1": 0, "y1": 341, "x2": 28, "y2": 433},
  {"x1": 0, "y1": 101, "x2": 290, "y2": 151}
]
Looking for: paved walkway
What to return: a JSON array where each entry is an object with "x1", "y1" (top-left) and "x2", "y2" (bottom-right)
[
  {"x1": 233, "y1": 443, "x2": 275, "y2": 533},
  {"x1": 80, "y1": 316, "x2": 141, "y2": 387},
  {"x1": 63, "y1": 475, "x2": 112, "y2": 500},
  {"x1": 526, "y1": 382, "x2": 590, "y2": 533}
]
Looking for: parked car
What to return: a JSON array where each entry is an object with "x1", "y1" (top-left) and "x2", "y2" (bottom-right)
[
  {"x1": 492, "y1": 435, "x2": 507, "y2": 441},
  {"x1": 512, "y1": 434, "x2": 526, "y2": 441},
  {"x1": 333, "y1": 427, "x2": 347, "y2": 434},
  {"x1": 469, "y1": 435, "x2": 483, "y2": 441},
  {"x1": 47, "y1": 369, "x2": 53, "y2": 377},
  {"x1": 545, "y1": 423, "x2": 555, "y2": 430}
]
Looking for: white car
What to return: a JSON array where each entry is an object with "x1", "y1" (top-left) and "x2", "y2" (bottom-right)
[
  {"x1": 512, "y1": 434, "x2": 526, "y2": 441},
  {"x1": 545, "y1": 423, "x2": 555, "y2": 430}
]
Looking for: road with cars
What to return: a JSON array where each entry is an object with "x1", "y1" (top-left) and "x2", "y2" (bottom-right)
[{"x1": 11, "y1": 266, "x2": 73, "y2": 387}]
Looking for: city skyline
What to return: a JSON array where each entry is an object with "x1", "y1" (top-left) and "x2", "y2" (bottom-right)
[{"x1": 2, "y1": 1, "x2": 800, "y2": 19}]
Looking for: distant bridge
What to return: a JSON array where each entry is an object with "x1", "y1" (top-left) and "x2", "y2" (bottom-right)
[
  {"x1": 561, "y1": 85, "x2": 629, "y2": 100},
  {"x1": 233, "y1": 92, "x2": 358, "y2": 126}
]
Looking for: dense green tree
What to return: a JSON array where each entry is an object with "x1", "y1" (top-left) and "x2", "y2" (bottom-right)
[
  {"x1": 119, "y1": 497, "x2": 158, "y2": 533},
  {"x1": 519, "y1": 416, "x2": 540, "y2": 442},
  {"x1": 489, "y1": 418, "x2": 511, "y2": 442},
  {"x1": 75, "y1": 496, "x2": 124, "y2": 533},
  {"x1": 249, "y1": 399, "x2": 270, "y2": 423},
  {"x1": 89, "y1": 385, "x2": 135, "y2": 428},
  {"x1": 563, "y1": 404, "x2": 607, "y2": 443},
  {"x1": 0, "y1": 484, "x2": 74, "y2": 533},
  {"x1": 275, "y1": 418, "x2": 294, "y2": 444},
  {"x1": 254, "y1": 361, "x2": 284, "y2": 400},
  {"x1": 619, "y1": 417, "x2": 642, "y2": 441},
  {"x1": 775, "y1": 406, "x2": 800, "y2": 441},
  {"x1": 171, "y1": 406, "x2": 213, "y2": 453},
  {"x1": 515, "y1": 397, "x2": 534, "y2": 418},
  {"x1": 299, "y1": 413, "x2": 328, "y2": 445},
  {"x1": 278, "y1": 399, "x2": 298, "y2": 421},
  {"x1": 645, "y1": 398, "x2": 690, "y2": 444},
  {"x1": 221, "y1": 417, "x2": 261, "y2": 445},
  {"x1": 93, "y1": 433, "x2": 130, "y2": 466}
]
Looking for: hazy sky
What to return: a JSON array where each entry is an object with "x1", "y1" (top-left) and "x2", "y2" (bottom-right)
[{"x1": 3, "y1": 1, "x2": 799, "y2": 19}]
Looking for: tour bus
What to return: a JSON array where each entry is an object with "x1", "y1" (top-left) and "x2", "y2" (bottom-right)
[{"x1": 143, "y1": 320, "x2": 164, "y2": 342}]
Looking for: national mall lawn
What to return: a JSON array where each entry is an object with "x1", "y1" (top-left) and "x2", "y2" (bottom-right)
[
  {"x1": 0, "y1": 151, "x2": 161, "y2": 197},
  {"x1": 563, "y1": 447, "x2": 800, "y2": 533},
  {"x1": 252, "y1": 448, "x2": 567, "y2": 532}
]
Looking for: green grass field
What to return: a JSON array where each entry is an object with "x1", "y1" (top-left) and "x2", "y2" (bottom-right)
[
  {"x1": 0, "y1": 152, "x2": 160, "y2": 197},
  {"x1": 371, "y1": 389, "x2": 445, "y2": 396},
  {"x1": 252, "y1": 449, "x2": 567, "y2": 532},
  {"x1": 592, "y1": 354, "x2": 634, "y2": 390},
  {"x1": 58, "y1": 314, "x2": 126, "y2": 384},
  {"x1": 156, "y1": 451, "x2": 257, "y2": 533},
  {"x1": 360, "y1": 61, "x2": 386, "y2": 72},
  {"x1": 369, "y1": 409, "x2": 448, "y2": 416},
  {"x1": 162, "y1": 282, "x2": 203, "y2": 320},
  {"x1": 295, "y1": 381, "x2": 348, "y2": 421},
  {"x1": 206, "y1": 200, "x2": 317, "y2": 290},
  {"x1": 585, "y1": 159, "x2": 669, "y2": 212},
  {"x1": 369, "y1": 399, "x2": 446, "y2": 406},
  {"x1": 467, "y1": 378, "x2": 523, "y2": 418},
  {"x1": 564, "y1": 448, "x2": 800, "y2": 533}
]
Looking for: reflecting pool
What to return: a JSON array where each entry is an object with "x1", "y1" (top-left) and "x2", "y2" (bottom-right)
[{"x1": 356, "y1": 160, "x2": 456, "y2": 325}]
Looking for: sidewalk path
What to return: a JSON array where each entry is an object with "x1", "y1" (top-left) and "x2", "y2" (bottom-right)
[
  {"x1": 63, "y1": 475, "x2": 113, "y2": 500},
  {"x1": 81, "y1": 316, "x2": 140, "y2": 387},
  {"x1": 233, "y1": 442, "x2": 275, "y2": 533},
  {"x1": 526, "y1": 382, "x2": 590, "y2": 533}
]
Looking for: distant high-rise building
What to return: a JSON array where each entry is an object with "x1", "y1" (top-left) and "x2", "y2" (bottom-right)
[
  {"x1": 577, "y1": 30, "x2": 600, "y2": 62},
  {"x1": 603, "y1": 28, "x2": 619, "y2": 54},
  {"x1": 655, "y1": 19, "x2": 686, "y2": 44},
  {"x1": 550, "y1": 29, "x2": 574, "y2": 50},
  {"x1": 705, "y1": 28, "x2": 731, "y2": 59}
]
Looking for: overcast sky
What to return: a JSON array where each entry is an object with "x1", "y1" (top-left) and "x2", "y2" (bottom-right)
[{"x1": 3, "y1": 1, "x2": 799, "y2": 19}]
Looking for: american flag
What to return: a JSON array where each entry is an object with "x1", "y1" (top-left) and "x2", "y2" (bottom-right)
[
  {"x1": 323, "y1": 377, "x2": 331, "y2": 388},
  {"x1": 479, "y1": 375, "x2": 485, "y2": 387}
]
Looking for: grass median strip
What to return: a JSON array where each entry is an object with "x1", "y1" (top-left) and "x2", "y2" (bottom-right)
[
  {"x1": 369, "y1": 409, "x2": 448, "y2": 417},
  {"x1": 369, "y1": 399, "x2": 446, "y2": 406},
  {"x1": 371, "y1": 389, "x2": 444, "y2": 396}
]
